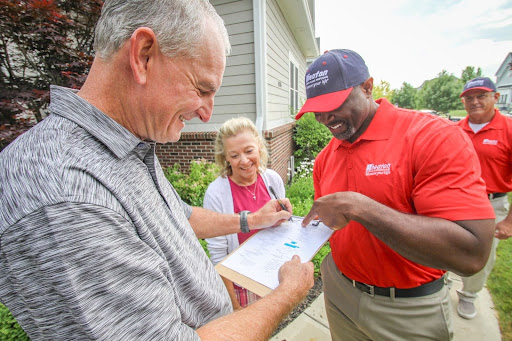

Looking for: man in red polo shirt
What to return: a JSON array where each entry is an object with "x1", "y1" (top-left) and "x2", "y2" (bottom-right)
[
  {"x1": 298, "y1": 49, "x2": 495, "y2": 340},
  {"x1": 455, "y1": 77, "x2": 512, "y2": 320}
]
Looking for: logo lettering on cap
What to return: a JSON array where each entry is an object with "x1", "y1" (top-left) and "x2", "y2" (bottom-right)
[
  {"x1": 305, "y1": 69, "x2": 329, "y2": 90},
  {"x1": 467, "y1": 79, "x2": 485, "y2": 88}
]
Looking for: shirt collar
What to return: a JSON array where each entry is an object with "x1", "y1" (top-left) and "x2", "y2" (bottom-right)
[
  {"x1": 332, "y1": 98, "x2": 395, "y2": 149},
  {"x1": 459, "y1": 108, "x2": 503, "y2": 133},
  {"x1": 48, "y1": 85, "x2": 151, "y2": 159}
]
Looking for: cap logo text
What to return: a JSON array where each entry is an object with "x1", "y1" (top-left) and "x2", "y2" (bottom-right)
[
  {"x1": 466, "y1": 79, "x2": 485, "y2": 88},
  {"x1": 306, "y1": 69, "x2": 329, "y2": 90}
]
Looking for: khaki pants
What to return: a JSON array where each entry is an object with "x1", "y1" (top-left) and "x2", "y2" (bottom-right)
[
  {"x1": 458, "y1": 195, "x2": 509, "y2": 301},
  {"x1": 322, "y1": 253, "x2": 452, "y2": 341}
]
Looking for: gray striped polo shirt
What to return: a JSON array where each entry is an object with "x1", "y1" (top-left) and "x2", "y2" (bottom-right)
[{"x1": 0, "y1": 86, "x2": 232, "y2": 340}]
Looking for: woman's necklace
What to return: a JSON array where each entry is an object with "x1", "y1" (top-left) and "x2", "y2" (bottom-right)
[{"x1": 244, "y1": 182, "x2": 257, "y2": 200}]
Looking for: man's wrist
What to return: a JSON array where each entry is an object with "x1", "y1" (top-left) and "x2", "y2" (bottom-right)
[{"x1": 239, "y1": 210, "x2": 251, "y2": 233}]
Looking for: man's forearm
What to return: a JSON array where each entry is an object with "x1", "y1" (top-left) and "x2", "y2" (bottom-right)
[
  {"x1": 189, "y1": 201, "x2": 292, "y2": 239},
  {"x1": 353, "y1": 198, "x2": 494, "y2": 276},
  {"x1": 189, "y1": 207, "x2": 241, "y2": 239},
  {"x1": 196, "y1": 285, "x2": 299, "y2": 340}
]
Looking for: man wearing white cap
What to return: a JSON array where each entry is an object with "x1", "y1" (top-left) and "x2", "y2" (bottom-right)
[
  {"x1": 299, "y1": 49, "x2": 495, "y2": 340},
  {"x1": 455, "y1": 77, "x2": 512, "y2": 319}
]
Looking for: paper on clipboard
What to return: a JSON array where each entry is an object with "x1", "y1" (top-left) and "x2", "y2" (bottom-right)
[{"x1": 215, "y1": 216, "x2": 333, "y2": 297}]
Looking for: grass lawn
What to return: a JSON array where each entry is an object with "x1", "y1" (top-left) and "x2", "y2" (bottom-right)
[
  {"x1": 447, "y1": 109, "x2": 468, "y2": 117},
  {"x1": 487, "y1": 234, "x2": 512, "y2": 341}
]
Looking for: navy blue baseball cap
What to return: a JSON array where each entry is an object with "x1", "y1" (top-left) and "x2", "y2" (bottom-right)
[
  {"x1": 296, "y1": 49, "x2": 370, "y2": 119},
  {"x1": 460, "y1": 77, "x2": 497, "y2": 97}
]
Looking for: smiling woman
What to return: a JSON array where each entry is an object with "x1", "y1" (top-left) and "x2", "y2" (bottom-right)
[{"x1": 203, "y1": 117, "x2": 287, "y2": 310}]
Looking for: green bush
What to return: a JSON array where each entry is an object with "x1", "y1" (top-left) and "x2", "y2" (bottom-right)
[
  {"x1": 164, "y1": 159, "x2": 220, "y2": 207},
  {"x1": 293, "y1": 112, "x2": 331, "y2": 164},
  {"x1": 0, "y1": 304, "x2": 28, "y2": 341},
  {"x1": 286, "y1": 173, "x2": 314, "y2": 218},
  {"x1": 164, "y1": 159, "x2": 221, "y2": 256}
]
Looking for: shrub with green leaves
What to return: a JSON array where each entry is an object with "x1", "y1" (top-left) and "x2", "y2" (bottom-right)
[
  {"x1": 286, "y1": 173, "x2": 314, "y2": 217},
  {"x1": 0, "y1": 304, "x2": 28, "y2": 341},
  {"x1": 164, "y1": 159, "x2": 221, "y2": 256},
  {"x1": 164, "y1": 159, "x2": 220, "y2": 207},
  {"x1": 293, "y1": 112, "x2": 331, "y2": 164}
]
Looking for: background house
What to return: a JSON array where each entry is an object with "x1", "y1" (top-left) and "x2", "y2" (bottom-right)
[
  {"x1": 156, "y1": 0, "x2": 320, "y2": 183},
  {"x1": 495, "y1": 52, "x2": 512, "y2": 114}
]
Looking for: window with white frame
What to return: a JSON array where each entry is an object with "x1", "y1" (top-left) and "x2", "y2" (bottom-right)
[{"x1": 289, "y1": 61, "x2": 299, "y2": 112}]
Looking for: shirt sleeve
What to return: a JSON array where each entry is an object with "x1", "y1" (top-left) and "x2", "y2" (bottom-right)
[
  {"x1": 182, "y1": 200, "x2": 193, "y2": 218},
  {"x1": 411, "y1": 124, "x2": 494, "y2": 220},
  {"x1": 203, "y1": 185, "x2": 231, "y2": 266},
  {"x1": 0, "y1": 202, "x2": 201, "y2": 340}
]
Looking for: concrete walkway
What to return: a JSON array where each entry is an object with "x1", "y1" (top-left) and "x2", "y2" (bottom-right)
[{"x1": 271, "y1": 274, "x2": 501, "y2": 341}]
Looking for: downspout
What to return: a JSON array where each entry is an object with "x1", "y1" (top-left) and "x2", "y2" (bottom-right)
[{"x1": 253, "y1": 0, "x2": 267, "y2": 133}]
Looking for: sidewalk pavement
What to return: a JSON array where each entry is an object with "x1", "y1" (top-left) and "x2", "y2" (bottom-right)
[{"x1": 271, "y1": 274, "x2": 501, "y2": 341}]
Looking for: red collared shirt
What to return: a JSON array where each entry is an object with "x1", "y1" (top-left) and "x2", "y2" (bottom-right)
[
  {"x1": 314, "y1": 98, "x2": 494, "y2": 288},
  {"x1": 458, "y1": 109, "x2": 512, "y2": 194}
]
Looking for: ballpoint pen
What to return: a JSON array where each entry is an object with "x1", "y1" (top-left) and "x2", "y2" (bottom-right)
[{"x1": 268, "y1": 186, "x2": 293, "y2": 222}]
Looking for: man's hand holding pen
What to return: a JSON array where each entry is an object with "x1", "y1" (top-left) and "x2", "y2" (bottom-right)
[{"x1": 248, "y1": 197, "x2": 293, "y2": 230}]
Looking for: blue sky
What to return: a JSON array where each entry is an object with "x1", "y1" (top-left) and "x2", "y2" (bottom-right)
[{"x1": 315, "y1": 0, "x2": 512, "y2": 89}]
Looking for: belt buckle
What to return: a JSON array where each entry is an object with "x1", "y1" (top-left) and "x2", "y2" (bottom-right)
[
  {"x1": 352, "y1": 279, "x2": 375, "y2": 297},
  {"x1": 368, "y1": 285, "x2": 375, "y2": 297}
]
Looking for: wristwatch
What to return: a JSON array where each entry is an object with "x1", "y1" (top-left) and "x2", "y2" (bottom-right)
[{"x1": 239, "y1": 210, "x2": 251, "y2": 233}]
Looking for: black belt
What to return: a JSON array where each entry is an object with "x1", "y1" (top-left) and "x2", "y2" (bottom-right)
[
  {"x1": 488, "y1": 192, "x2": 507, "y2": 200},
  {"x1": 342, "y1": 273, "x2": 444, "y2": 298}
]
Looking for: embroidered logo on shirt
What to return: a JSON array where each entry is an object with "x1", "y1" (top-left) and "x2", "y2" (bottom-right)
[
  {"x1": 365, "y1": 163, "x2": 392, "y2": 176},
  {"x1": 482, "y1": 139, "x2": 498, "y2": 145}
]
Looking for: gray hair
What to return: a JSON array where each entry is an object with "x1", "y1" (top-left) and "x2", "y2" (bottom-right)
[
  {"x1": 93, "y1": 0, "x2": 231, "y2": 60},
  {"x1": 215, "y1": 117, "x2": 269, "y2": 177}
]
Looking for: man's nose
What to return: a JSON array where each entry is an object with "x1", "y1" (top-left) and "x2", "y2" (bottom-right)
[
  {"x1": 197, "y1": 97, "x2": 214, "y2": 123},
  {"x1": 315, "y1": 112, "x2": 332, "y2": 125}
]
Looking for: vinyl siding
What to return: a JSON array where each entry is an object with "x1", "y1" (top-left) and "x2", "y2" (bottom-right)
[
  {"x1": 182, "y1": 0, "x2": 312, "y2": 133},
  {"x1": 266, "y1": 0, "x2": 308, "y2": 130},
  {"x1": 183, "y1": 0, "x2": 257, "y2": 133}
]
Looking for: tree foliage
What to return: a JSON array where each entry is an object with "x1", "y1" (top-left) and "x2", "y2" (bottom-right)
[
  {"x1": 461, "y1": 66, "x2": 483, "y2": 83},
  {"x1": 416, "y1": 70, "x2": 464, "y2": 113},
  {"x1": 391, "y1": 82, "x2": 418, "y2": 109},
  {"x1": 0, "y1": 0, "x2": 102, "y2": 148},
  {"x1": 372, "y1": 80, "x2": 394, "y2": 101}
]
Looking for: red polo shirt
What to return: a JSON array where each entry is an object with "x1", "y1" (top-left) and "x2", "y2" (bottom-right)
[
  {"x1": 457, "y1": 109, "x2": 512, "y2": 194},
  {"x1": 314, "y1": 98, "x2": 494, "y2": 288}
]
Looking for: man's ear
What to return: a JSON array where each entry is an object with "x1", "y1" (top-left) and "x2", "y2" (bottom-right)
[
  {"x1": 129, "y1": 27, "x2": 158, "y2": 85},
  {"x1": 361, "y1": 77, "x2": 374, "y2": 97}
]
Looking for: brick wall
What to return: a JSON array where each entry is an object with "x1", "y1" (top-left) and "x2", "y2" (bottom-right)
[
  {"x1": 264, "y1": 122, "x2": 296, "y2": 183},
  {"x1": 156, "y1": 132, "x2": 217, "y2": 172},
  {"x1": 155, "y1": 122, "x2": 296, "y2": 184}
]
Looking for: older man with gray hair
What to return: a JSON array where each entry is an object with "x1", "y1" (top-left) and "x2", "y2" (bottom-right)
[
  {"x1": 0, "y1": 1, "x2": 313, "y2": 340},
  {"x1": 456, "y1": 77, "x2": 512, "y2": 319}
]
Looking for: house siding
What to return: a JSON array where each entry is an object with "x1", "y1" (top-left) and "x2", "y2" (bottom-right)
[
  {"x1": 156, "y1": 0, "x2": 314, "y2": 183},
  {"x1": 266, "y1": 0, "x2": 308, "y2": 130},
  {"x1": 182, "y1": 0, "x2": 257, "y2": 133},
  {"x1": 496, "y1": 53, "x2": 512, "y2": 114}
]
